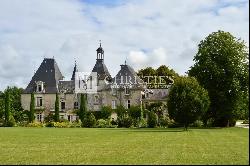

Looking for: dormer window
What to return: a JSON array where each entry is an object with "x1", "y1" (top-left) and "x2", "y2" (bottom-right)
[
  {"x1": 38, "y1": 85, "x2": 42, "y2": 92},
  {"x1": 125, "y1": 87, "x2": 130, "y2": 95},
  {"x1": 36, "y1": 81, "x2": 44, "y2": 93}
]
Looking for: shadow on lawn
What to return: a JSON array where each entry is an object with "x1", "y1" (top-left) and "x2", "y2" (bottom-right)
[{"x1": 99, "y1": 128, "x2": 184, "y2": 132}]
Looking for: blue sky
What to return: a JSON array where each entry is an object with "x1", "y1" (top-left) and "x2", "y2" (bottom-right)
[{"x1": 0, "y1": 0, "x2": 249, "y2": 91}]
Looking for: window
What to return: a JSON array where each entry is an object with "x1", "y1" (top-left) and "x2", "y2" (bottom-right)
[
  {"x1": 37, "y1": 113, "x2": 42, "y2": 122},
  {"x1": 60, "y1": 115, "x2": 64, "y2": 119},
  {"x1": 127, "y1": 100, "x2": 131, "y2": 109},
  {"x1": 89, "y1": 76, "x2": 92, "y2": 89},
  {"x1": 74, "y1": 102, "x2": 79, "y2": 109},
  {"x1": 125, "y1": 87, "x2": 130, "y2": 95},
  {"x1": 112, "y1": 100, "x2": 116, "y2": 109},
  {"x1": 112, "y1": 88, "x2": 117, "y2": 95},
  {"x1": 95, "y1": 96, "x2": 99, "y2": 103},
  {"x1": 36, "y1": 81, "x2": 44, "y2": 92},
  {"x1": 61, "y1": 102, "x2": 65, "y2": 110},
  {"x1": 36, "y1": 97, "x2": 43, "y2": 107},
  {"x1": 68, "y1": 115, "x2": 72, "y2": 121},
  {"x1": 38, "y1": 85, "x2": 42, "y2": 92}
]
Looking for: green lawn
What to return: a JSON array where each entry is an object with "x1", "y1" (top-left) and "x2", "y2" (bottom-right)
[{"x1": 0, "y1": 127, "x2": 248, "y2": 165}]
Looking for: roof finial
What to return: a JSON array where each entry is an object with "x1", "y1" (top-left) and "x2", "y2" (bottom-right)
[
  {"x1": 99, "y1": 40, "x2": 101, "y2": 47},
  {"x1": 125, "y1": 56, "x2": 128, "y2": 65}
]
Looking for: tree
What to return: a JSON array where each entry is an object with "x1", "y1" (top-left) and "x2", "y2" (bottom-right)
[
  {"x1": 188, "y1": 30, "x2": 249, "y2": 127},
  {"x1": 54, "y1": 93, "x2": 59, "y2": 122},
  {"x1": 156, "y1": 65, "x2": 179, "y2": 84},
  {"x1": 137, "y1": 67, "x2": 156, "y2": 84},
  {"x1": 79, "y1": 93, "x2": 87, "y2": 126},
  {"x1": 4, "y1": 87, "x2": 24, "y2": 122},
  {"x1": 167, "y1": 76, "x2": 210, "y2": 130},
  {"x1": 4, "y1": 91, "x2": 10, "y2": 126},
  {"x1": 29, "y1": 92, "x2": 35, "y2": 122},
  {"x1": 147, "y1": 111, "x2": 157, "y2": 128},
  {"x1": 93, "y1": 106, "x2": 112, "y2": 120},
  {"x1": 0, "y1": 91, "x2": 5, "y2": 124},
  {"x1": 128, "y1": 105, "x2": 142, "y2": 127},
  {"x1": 82, "y1": 112, "x2": 96, "y2": 128}
]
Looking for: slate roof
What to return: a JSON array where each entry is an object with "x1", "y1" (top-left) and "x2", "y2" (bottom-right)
[
  {"x1": 23, "y1": 58, "x2": 64, "y2": 94},
  {"x1": 92, "y1": 59, "x2": 112, "y2": 80},
  {"x1": 58, "y1": 80, "x2": 75, "y2": 93},
  {"x1": 113, "y1": 63, "x2": 145, "y2": 88}
]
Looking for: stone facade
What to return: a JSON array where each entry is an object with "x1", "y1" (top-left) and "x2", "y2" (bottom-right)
[{"x1": 21, "y1": 43, "x2": 169, "y2": 122}]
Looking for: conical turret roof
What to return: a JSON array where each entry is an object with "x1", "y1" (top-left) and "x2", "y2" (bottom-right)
[{"x1": 23, "y1": 58, "x2": 64, "y2": 93}]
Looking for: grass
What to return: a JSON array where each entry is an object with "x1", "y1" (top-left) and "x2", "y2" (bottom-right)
[{"x1": 0, "y1": 127, "x2": 248, "y2": 165}]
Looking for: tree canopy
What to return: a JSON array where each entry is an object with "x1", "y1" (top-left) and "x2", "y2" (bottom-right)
[
  {"x1": 167, "y1": 76, "x2": 210, "y2": 130},
  {"x1": 188, "y1": 30, "x2": 249, "y2": 127}
]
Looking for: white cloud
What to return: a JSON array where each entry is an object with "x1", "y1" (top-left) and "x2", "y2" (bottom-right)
[
  {"x1": 127, "y1": 47, "x2": 168, "y2": 70},
  {"x1": 0, "y1": 0, "x2": 249, "y2": 91}
]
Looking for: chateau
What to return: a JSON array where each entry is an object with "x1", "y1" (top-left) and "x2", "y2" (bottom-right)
[{"x1": 21, "y1": 43, "x2": 169, "y2": 122}]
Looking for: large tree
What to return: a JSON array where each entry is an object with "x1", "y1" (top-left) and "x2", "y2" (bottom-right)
[
  {"x1": 137, "y1": 67, "x2": 156, "y2": 84},
  {"x1": 167, "y1": 76, "x2": 210, "y2": 130},
  {"x1": 54, "y1": 93, "x2": 59, "y2": 122},
  {"x1": 137, "y1": 65, "x2": 178, "y2": 88},
  {"x1": 188, "y1": 30, "x2": 249, "y2": 127}
]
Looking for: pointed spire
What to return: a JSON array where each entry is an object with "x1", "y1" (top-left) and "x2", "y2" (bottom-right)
[
  {"x1": 99, "y1": 40, "x2": 101, "y2": 47},
  {"x1": 125, "y1": 60, "x2": 127, "y2": 65},
  {"x1": 71, "y1": 61, "x2": 78, "y2": 80}
]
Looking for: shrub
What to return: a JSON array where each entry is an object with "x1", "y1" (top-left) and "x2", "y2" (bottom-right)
[
  {"x1": 45, "y1": 122, "x2": 70, "y2": 128},
  {"x1": 117, "y1": 116, "x2": 133, "y2": 128},
  {"x1": 96, "y1": 119, "x2": 110, "y2": 128},
  {"x1": 139, "y1": 118, "x2": 147, "y2": 128},
  {"x1": 59, "y1": 119, "x2": 69, "y2": 123},
  {"x1": 54, "y1": 122, "x2": 70, "y2": 128},
  {"x1": 82, "y1": 112, "x2": 96, "y2": 128},
  {"x1": 69, "y1": 121, "x2": 82, "y2": 128},
  {"x1": 128, "y1": 106, "x2": 142, "y2": 120},
  {"x1": 16, "y1": 121, "x2": 28, "y2": 127},
  {"x1": 27, "y1": 122, "x2": 44, "y2": 127},
  {"x1": 44, "y1": 113, "x2": 54, "y2": 123},
  {"x1": 190, "y1": 120, "x2": 204, "y2": 127},
  {"x1": 5, "y1": 115, "x2": 16, "y2": 127},
  {"x1": 110, "y1": 119, "x2": 117, "y2": 125},
  {"x1": 147, "y1": 111, "x2": 157, "y2": 128},
  {"x1": 205, "y1": 118, "x2": 215, "y2": 127},
  {"x1": 158, "y1": 115, "x2": 171, "y2": 127},
  {"x1": 45, "y1": 122, "x2": 53, "y2": 127},
  {"x1": 93, "y1": 106, "x2": 112, "y2": 120}
]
